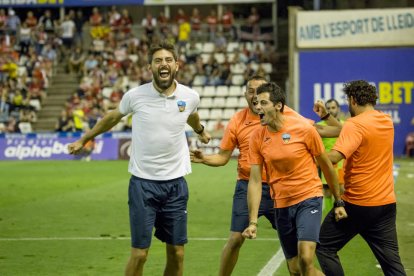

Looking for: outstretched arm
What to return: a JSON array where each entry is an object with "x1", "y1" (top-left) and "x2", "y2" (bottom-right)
[
  {"x1": 68, "y1": 107, "x2": 124, "y2": 154},
  {"x1": 242, "y1": 164, "x2": 263, "y2": 239},
  {"x1": 316, "y1": 152, "x2": 348, "y2": 221},
  {"x1": 190, "y1": 148, "x2": 232, "y2": 166},
  {"x1": 187, "y1": 112, "x2": 211, "y2": 144}
]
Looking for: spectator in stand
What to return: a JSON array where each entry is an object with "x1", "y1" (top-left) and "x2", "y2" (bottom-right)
[
  {"x1": 87, "y1": 107, "x2": 103, "y2": 130},
  {"x1": 203, "y1": 54, "x2": 219, "y2": 84},
  {"x1": 68, "y1": 46, "x2": 85, "y2": 75},
  {"x1": 25, "y1": 11, "x2": 37, "y2": 30},
  {"x1": 73, "y1": 10, "x2": 85, "y2": 47},
  {"x1": 1, "y1": 56, "x2": 18, "y2": 80},
  {"x1": 157, "y1": 11, "x2": 169, "y2": 39},
  {"x1": 55, "y1": 109, "x2": 74, "y2": 132},
  {"x1": 19, "y1": 22, "x2": 32, "y2": 55},
  {"x1": 0, "y1": 88, "x2": 10, "y2": 123},
  {"x1": 6, "y1": 9, "x2": 20, "y2": 40},
  {"x1": 247, "y1": 7, "x2": 260, "y2": 38},
  {"x1": 174, "y1": 9, "x2": 188, "y2": 38},
  {"x1": 0, "y1": 9, "x2": 7, "y2": 35},
  {"x1": 175, "y1": 8, "x2": 188, "y2": 26},
  {"x1": 38, "y1": 10, "x2": 55, "y2": 35},
  {"x1": 206, "y1": 9, "x2": 219, "y2": 41},
  {"x1": 60, "y1": 15, "x2": 76, "y2": 58},
  {"x1": 11, "y1": 89, "x2": 26, "y2": 111},
  {"x1": 214, "y1": 32, "x2": 227, "y2": 53},
  {"x1": 5, "y1": 116, "x2": 19, "y2": 133},
  {"x1": 185, "y1": 41, "x2": 201, "y2": 64},
  {"x1": 142, "y1": 12, "x2": 156, "y2": 41},
  {"x1": 83, "y1": 54, "x2": 99, "y2": 75},
  {"x1": 41, "y1": 44, "x2": 58, "y2": 64},
  {"x1": 190, "y1": 8, "x2": 202, "y2": 41},
  {"x1": 221, "y1": 7, "x2": 236, "y2": 40},
  {"x1": 119, "y1": 9, "x2": 133, "y2": 36},
  {"x1": 72, "y1": 103, "x2": 85, "y2": 132},
  {"x1": 89, "y1": 7, "x2": 104, "y2": 39},
  {"x1": 34, "y1": 25, "x2": 47, "y2": 55},
  {"x1": 177, "y1": 18, "x2": 191, "y2": 50},
  {"x1": 108, "y1": 6, "x2": 121, "y2": 33}
]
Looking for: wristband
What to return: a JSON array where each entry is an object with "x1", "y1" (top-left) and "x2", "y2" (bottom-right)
[
  {"x1": 334, "y1": 199, "x2": 345, "y2": 208},
  {"x1": 194, "y1": 124, "x2": 205, "y2": 135},
  {"x1": 320, "y1": 113, "x2": 331, "y2": 120},
  {"x1": 249, "y1": 221, "x2": 258, "y2": 227}
]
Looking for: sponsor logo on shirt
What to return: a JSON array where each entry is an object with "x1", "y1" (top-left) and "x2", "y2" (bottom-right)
[
  {"x1": 177, "y1": 100, "x2": 186, "y2": 112},
  {"x1": 282, "y1": 133, "x2": 291, "y2": 144}
]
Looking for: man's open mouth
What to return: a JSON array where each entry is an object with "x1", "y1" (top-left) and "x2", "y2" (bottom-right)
[
  {"x1": 159, "y1": 67, "x2": 170, "y2": 78},
  {"x1": 259, "y1": 113, "x2": 264, "y2": 119}
]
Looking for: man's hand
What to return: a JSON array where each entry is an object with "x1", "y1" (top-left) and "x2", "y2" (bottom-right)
[
  {"x1": 190, "y1": 149, "x2": 204, "y2": 163},
  {"x1": 67, "y1": 140, "x2": 85, "y2": 155},
  {"x1": 313, "y1": 100, "x2": 328, "y2": 118},
  {"x1": 242, "y1": 225, "x2": 257, "y2": 239},
  {"x1": 198, "y1": 130, "x2": 211, "y2": 144},
  {"x1": 334, "y1": 207, "x2": 348, "y2": 222}
]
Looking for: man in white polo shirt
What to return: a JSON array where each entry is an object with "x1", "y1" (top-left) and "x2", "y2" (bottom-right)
[{"x1": 68, "y1": 41, "x2": 210, "y2": 276}]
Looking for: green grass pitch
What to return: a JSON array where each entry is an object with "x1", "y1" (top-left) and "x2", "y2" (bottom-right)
[{"x1": 0, "y1": 159, "x2": 413, "y2": 275}]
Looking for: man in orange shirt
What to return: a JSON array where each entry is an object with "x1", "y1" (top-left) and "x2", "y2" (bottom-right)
[
  {"x1": 190, "y1": 75, "x2": 312, "y2": 276},
  {"x1": 315, "y1": 80, "x2": 406, "y2": 276},
  {"x1": 242, "y1": 82, "x2": 347, "y2": 276}
]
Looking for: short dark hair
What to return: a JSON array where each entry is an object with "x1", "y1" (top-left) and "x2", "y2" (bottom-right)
[
  {"x1": 247, "y1": 74, "x2": 267, "y2": 83},
  {"x1": 343, "y1": 80, "x2": 378, "y2": 106},
  {"x1": 148, "y1": 41, "x2": 178, "y2": 64},
  {"x1": 256, "y1": 82, "x2": 285, "y2": 112},
  {"x1": 326, "y1": 98, "x2": 340, "y2": 107}
]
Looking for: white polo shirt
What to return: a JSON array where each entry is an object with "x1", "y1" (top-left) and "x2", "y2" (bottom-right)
[{"x1": 119, "y1": 81, "x2": 200, "y2": 180}]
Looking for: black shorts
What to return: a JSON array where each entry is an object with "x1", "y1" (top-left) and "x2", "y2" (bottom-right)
[
  {"x1": 276, "y1": 197, "x2": 323, "y2": 259},
  {"x1": 128, "y1": 175, "x2": 188, "y2": 248},
  {"x1": 231, "y1": 179, "x2": 277, "y2": 232}
]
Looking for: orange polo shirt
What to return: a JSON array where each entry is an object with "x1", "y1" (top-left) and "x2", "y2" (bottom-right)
[
  {"x1": 333, "y1": 110, "x2": 396, "y2": 206},
  {"x1": 220, "y1": 106, "x2": 309, "y2": 182},
  {"x1": 249, "y1": 116, "x2": 324, "y2": 208}
]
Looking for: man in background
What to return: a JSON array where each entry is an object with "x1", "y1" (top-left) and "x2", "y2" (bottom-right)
[
  {"x1": 316, "y1": 80, "x2": 406, "y2": 276},
  {"x1": 317, "y1": 99, "x2": 345, "y2": 209}
]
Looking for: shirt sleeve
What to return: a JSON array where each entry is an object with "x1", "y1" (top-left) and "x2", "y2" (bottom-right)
[
  {"x1": 249, "y1": 129, "x2": 264, "y2": 165},
  {"x1": 333, "y1": 120, "x2": 363, "y2": 159},
  {"x1": 305, "y1": 124, "x2": 325, "y2": 157},
  {"x1": 191, "y1": 92, "x2": 200, "y2": 114},
  {"x1": 220, "y1": 116, "x2": 237, "y2": 151},
  {"x1": 118, "y1": 91, "x2": 132, "y2": 115}
]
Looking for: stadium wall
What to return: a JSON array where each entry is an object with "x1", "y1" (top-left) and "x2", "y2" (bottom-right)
[{"x1": 289, "y1": 7, "x2": 414, "y2": 156}]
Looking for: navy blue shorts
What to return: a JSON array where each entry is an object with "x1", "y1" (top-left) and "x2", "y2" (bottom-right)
[
  {"x1": 231, "y1": 179, "x2": 277, "y2": 232},
  {"x1": 276, "y1": 196, "x2": 323, "y2": 259},
  {"x1": 128, "y1": 175, "x2": 188, "y2": 249}
]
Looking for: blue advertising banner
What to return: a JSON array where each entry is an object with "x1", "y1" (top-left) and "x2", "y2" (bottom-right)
[
  {"x1": 298, "y1": 48, "x2": 414, "y2": 156},
  {"x1": 0, "y1": 0, "x2": 143, "y2": 8},
  {"x1": 0, "y1": 137, "x2": 119, "y2": 160}
]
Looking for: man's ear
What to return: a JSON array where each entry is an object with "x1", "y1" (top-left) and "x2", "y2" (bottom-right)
[
  {"x1": 275, "y1": 102, "x2": 283, "y2": 112},
  {"x1": 176, "y1": 61, "x2": 179, "y2": 71},
  {"x1": 147, "y1": 64, "x2": 151, "y2": 71}
]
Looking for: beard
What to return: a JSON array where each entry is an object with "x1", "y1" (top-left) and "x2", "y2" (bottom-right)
[{"x1": 153, "y1": 66, "x2": 176, "y2": 90}]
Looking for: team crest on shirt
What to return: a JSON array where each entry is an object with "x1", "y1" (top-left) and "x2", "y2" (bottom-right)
[
  {"x1": 177, "y1": 100, "x2": 186, "y2": 112},
  {"x1": 282, "y1": 133, "x2": 291, "y2": 144}
]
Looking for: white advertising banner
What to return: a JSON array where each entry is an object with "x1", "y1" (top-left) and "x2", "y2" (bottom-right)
[{"x1": 297, "y1": 8, "x2": 414, "y2": 48}]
